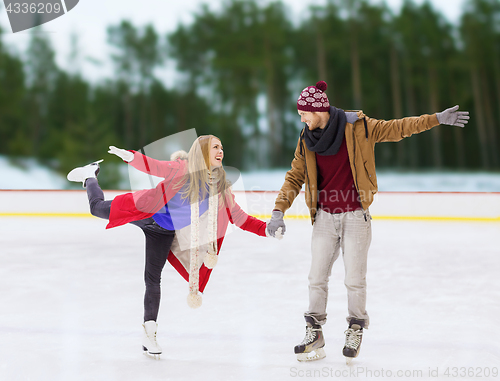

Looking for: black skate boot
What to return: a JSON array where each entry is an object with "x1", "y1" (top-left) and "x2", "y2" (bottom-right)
[
  {"x1": 343, "y1": 318, "x2": 364, "y2": 365},
  {"x1": 294, "y1": 316, "x2": 326, "y2": 362}
]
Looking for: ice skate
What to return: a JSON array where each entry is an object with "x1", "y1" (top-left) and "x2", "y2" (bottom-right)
[
  {"x1": 142, "y1": 320, "x2": 162, "y2": 360},
  {"x1": 66, "y1": 159, "x2": 103, "y2": 187},
  {"x1": 294, "y1": 316, "x2": 326, "y2": 362},
  {"x1": 343, "y1": 322, "x2": 363, "y2": 365}
]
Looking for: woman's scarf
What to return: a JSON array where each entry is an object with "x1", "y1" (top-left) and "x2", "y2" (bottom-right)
[{"x1": 187, "y1": 174, "x2": 219, "y2": 308}]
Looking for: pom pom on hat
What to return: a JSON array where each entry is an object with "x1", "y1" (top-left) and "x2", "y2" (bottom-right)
[
  {"x1": 316, "y1": 81, "x2": 327, "y2": 92},
  {"x1": 297, "y1": 80, "x2": 330, "y2": 112}
]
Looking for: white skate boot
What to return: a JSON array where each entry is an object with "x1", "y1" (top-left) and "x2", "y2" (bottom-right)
[
  {"x1": 294, "y1": 316, "x2": 326, "y2": 362},
  {"x1": 67, "y1": 160, "x2": 103, "y2": 187},
  {"x1": 142, "y1": 320, "x2": 162, "y2": 360}
]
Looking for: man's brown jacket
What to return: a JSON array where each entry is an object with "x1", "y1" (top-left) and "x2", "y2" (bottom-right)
[{"x1": 274, "y1": 111, "x2": 440, "y2": 224}]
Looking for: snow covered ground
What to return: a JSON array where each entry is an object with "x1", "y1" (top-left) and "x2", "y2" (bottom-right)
[
  {"x1": 0, "y1": 215, "x2": 499, "y2": 381},
  {"x1": 1, "y1": 155, "x2": 500, "y2": 192},
  {"x1": 0, "y1": 156, "x2": 67, "y2": 190},
  {"x1": 232, "y1": 170, "x2": 500, "y2": 193}
]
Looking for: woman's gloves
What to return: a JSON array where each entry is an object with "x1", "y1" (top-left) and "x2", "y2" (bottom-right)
[{"x1": 108, "y1": 146, "x2": 134, "y2": 162}]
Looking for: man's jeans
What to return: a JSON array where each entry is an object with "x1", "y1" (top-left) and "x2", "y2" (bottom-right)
[{"x1": 305, "y1": 208, "x2": 372, "y2": 328}]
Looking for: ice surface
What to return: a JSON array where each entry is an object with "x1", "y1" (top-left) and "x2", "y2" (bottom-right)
[{"x1": 0, "y1": 214, "x2": 499, "y2": 380}]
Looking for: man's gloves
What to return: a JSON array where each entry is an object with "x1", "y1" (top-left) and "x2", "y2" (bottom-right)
[
  {"x1": 266, "y1": 210, "x2": 286, "y2": 240},
  {"x1": 266, "y1": 225, "x2": 284, "y2": 240},
  {"x1": 108, "y1": 146, "x2": 134, "y2": 162},
  {"x1": 436, "y1": 105, "x2": 470, "y2": 127}
]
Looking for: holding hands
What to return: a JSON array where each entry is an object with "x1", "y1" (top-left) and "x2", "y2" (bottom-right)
[
  {"x1": 266, "y1": 210, "x2": 286, "y2": 240},
  {"x1": 108, "y1": 146, "x2": 134, "y2": 162},
  {"x1": 108, "y1": 143, "x2": 286, "y2": 242}
]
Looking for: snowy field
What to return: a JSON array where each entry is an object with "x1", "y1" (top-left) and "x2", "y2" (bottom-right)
[
  {"x1": 232, "y1": 170, "x2": 500, "y2": 193},
  {"x1": 1, "y1": 155, "x2": 500, "y2": 192},
  {"x1": 1, "y1": 214, "x2": 499, "y2": 381}
]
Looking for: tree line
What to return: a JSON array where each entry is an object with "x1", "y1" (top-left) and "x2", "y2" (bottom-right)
[{"x1": 0, "y1": 0, "x2": 499, "y2": 189}]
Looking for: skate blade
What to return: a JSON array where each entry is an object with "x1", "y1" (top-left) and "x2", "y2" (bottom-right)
[
  {"x1": 297, "y1": 347, "x2": 326, "y2": 362},
  {"x1": 143, "y1": 346, "x2": 161, "y2": 360},
  {"x1": 345, "y1": 349, "x2": 360, "y2": 365},
  {"x1": 83, "y1": 159, "x2": 103, "y2": 168},
  {"x1": 143, "y1": 351, "x2": 161, "y2": 360}
]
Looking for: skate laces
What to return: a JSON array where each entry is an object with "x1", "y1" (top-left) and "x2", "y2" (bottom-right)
[
  {"x1": 144, "y1": 326, "x2": 157, "y2": 342},
  {"x1": 301, "y1": 326, "x2": 320, "y2": 345},
  {"x1": 344, "y1": 327, "x2": 362, "y2": 349}
]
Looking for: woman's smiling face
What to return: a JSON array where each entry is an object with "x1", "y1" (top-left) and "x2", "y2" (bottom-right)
[{"x1": 209, "y1": 138, "x2": 223, "y2": 167}]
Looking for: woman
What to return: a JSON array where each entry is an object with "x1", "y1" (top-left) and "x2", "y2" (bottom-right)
[{"x1": 67, "y1": 135, "x2": 280, "y2": 359}]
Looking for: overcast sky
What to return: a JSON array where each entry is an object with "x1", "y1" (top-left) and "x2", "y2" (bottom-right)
[{"x1": 0, "y1": 0, "x2": 468, "y2": 84}]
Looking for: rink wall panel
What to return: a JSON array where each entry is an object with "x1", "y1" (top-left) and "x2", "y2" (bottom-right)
[{"x1": 0, "y1": 190, "x2": 499, "y2": 222}]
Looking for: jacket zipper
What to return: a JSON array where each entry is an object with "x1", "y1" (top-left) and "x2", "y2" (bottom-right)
[
  {"x1": 351, "y1": 126, "x2": 368, "y2": 222},
  {"x1": 300, "y1": 130, "x2": 314, "y2": 221}
]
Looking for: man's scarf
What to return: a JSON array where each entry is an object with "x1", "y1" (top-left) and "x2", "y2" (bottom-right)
[{"x1": 303, "y1": 106, "x2": 347, "y2": 156}]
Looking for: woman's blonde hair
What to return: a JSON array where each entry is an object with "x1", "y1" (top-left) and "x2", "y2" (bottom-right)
[{"x1": 181, "y1": 135, "x2": 232, "y2": 208}]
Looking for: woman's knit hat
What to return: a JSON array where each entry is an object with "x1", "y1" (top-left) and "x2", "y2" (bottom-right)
[{"x1": 297, "y1": 81, "x2": 330, "y2": 112}]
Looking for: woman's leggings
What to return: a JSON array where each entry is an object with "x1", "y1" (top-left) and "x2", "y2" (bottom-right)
[{"x1": 86, "y1": 178, "x2": 175, "y2": 322}]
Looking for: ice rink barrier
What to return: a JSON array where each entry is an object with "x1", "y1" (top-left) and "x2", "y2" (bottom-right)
[{"x1": 0, "y1": 190, "x2": 499, "y2": 222}]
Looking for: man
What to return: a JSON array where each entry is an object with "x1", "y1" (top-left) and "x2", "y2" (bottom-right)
[{"x1": 266, "y1": 81, "x2": 469, "y2": 363}]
